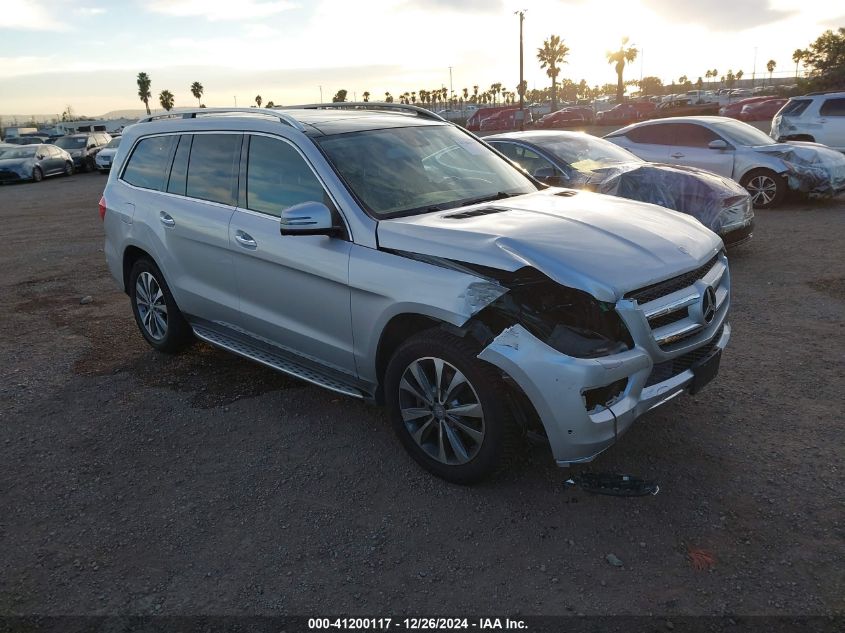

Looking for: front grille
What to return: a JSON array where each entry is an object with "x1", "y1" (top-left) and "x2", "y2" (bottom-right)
[
  {"x1": 648, "y1": 311, "x2": 687, "y2": 330},
  {"x1": 626, "y1": 254, "x2": 719, "y2": 304},
  {"x1": 644, "y1": 324, "x2": 724, "y2": 387}
]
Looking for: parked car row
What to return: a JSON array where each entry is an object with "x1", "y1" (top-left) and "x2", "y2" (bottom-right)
[{"x1": 0, "y1": 132, "x2": 118, "y2": 183}]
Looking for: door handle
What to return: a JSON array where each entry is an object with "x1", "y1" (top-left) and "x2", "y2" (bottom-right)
[
  {"x1": 234, "y1": 230, "x2": 258, "y2": 249},
  {"x1": 670, "y1": 152, "x2": 685, "y2": 158},
  {"x1": 159, "y1": 211, "x2": 175, "y2": 227}
]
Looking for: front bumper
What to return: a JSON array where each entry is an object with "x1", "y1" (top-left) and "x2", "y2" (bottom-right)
[
  {"x1": 95, "y1": 155, "x2": 112, "y2": 170},
  {"x1": 720, "y1": 218, "x2": 754, "y2": 247},
  {"x1": 478, "y1": 253, "x2": 731, "y2": 466}
]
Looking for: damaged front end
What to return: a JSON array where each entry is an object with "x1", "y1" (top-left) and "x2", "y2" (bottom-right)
[{"x1": 759, "y1": 142, "x2": 845, "y2": 196}]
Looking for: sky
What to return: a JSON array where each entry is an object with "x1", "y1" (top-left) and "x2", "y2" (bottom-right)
[{"x1": 0, "y1": 0, "x2": 842, "y2": 117}]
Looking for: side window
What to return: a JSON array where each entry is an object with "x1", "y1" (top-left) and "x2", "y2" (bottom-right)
[
  {"x1": 246, "y1": 135, "x2": 328, "y2": 217},
  {"x1": 819, "y1": 98, "x2": 845, "y2": 116},
  {"x1": 167, "y1": 134, "x2": 191, "y2": 195},
  {"x1": 625, "y1": 125, "x2": 674, "y2": 145},
  {"x1": 781, "y1": 99, "x2": 811, "y2": 116},
  {"x1": 186, "y1": 133, "x2": 241, "y2": 206},
  {"x1": 673, "y1": 123, "x2": 721, "y2": 148},
  {"x1": 122, "y1": 135, "x2": 177, "y2": 191},
  {"x1": 489, "y1": 142, "x2": 519, "y2": 161},
  {"x1": 49, "y1": 145, "x2": 61, "y2": 157}
]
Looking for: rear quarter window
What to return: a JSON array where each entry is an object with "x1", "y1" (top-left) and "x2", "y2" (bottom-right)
[
  {"x1": 121, "y1": 135, "x2": 177, "y2": 191},
  {"x1": 780, "y1": 99, "x2": 812, "y2": 116}
]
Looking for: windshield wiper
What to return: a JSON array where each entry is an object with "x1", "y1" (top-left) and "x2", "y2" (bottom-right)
[{"x1": 458, "y1": 191, "x2": 519, "y2": 206}]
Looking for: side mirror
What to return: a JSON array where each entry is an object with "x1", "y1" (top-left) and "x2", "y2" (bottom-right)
[
  {"x1": 708, "y1": 139, "x2": 729, "y2": 150},
  {"x1": 533, "y1": 166, "x2": 562, "y2": 185},
  {"x1": 279, "y1": 202, "x2": 338, "y2": 236}
]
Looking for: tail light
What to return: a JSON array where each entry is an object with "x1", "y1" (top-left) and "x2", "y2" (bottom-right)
[{"x1": 98, "y1": 195, "x2": 106, "y2": 221}]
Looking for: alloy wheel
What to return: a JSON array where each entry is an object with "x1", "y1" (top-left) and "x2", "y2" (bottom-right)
[
  {"x1": 745, "y1": 174, "x2": 778, "y2": 206},
  {"x1": 398, "y1": 357, "x2": 485, "y2": 465},
  {"x1": 135, "y1": 271, "x2": 168, "y2": 340}
]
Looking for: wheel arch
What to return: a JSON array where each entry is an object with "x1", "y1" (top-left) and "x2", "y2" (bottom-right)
[
  {"x1": 122, "y1": 245, "x2": 157, "y2": 294},
  {"x1": 373, "y1": 313, "x2": 443, "y2": 403}
]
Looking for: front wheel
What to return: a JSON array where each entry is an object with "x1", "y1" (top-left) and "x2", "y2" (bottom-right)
[
  {"x1": 384, "y1": 330, "x2": 519, "y2": 484},
  {"x1": 741, "y1": 168, "x2": 786, "y2": 209},
  {"x1": 32, "y1": 166, "x2": 43, "y2": 182},
  {"x1": 128, "y1": 258, "x2": 193, "y2": 353},
  {"x1": 63, "y1": 161, "x2": 73, "y2": 176}
]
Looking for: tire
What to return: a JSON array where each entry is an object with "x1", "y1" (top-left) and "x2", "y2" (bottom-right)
[
  {"x1": 384, "y1": 329, "x2": 519, "y2": 484},
  {"x1": 740, "y1": 168, "x2": 786, "y2": 209},
  {"x1": 63, "y1": 161, "x2": 73, "y2": 176},
  {"x1": 128, "y1": 258, "x2": 193, "y2": 353},
  {"x1": 32, "y1": 166, "x2": 43, "y2": 183}
]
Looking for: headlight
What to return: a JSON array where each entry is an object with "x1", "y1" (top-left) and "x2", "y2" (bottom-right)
[
  {"x1": 718, "y1": 195, "x2": 753, "y2": 231},
  {"x1": 474, "y1": 267, "x2": 633, "y2": 358}
]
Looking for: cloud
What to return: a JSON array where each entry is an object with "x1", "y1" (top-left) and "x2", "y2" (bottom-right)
[
  {"x1": 640, "y1": 0, "x2": 794, "y2": 30},
  {"x1": 74, "y1": 7, "x2": 107, "y2": 16},
  {"x1": 148, "y1": 0, "x2": 298, "y2": 21},
  {"x1": 3, "y1": 0, "x2": 70, "y2": 31},
  {"x1": 403, "y1": 0, "x2": 504, "y2": 12}
]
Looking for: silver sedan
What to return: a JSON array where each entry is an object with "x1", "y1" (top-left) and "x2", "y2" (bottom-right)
[{"x1": 605, "y1": 116, "x2": 845, "y2": 208}]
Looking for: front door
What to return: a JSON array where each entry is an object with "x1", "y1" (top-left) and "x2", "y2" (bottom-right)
[{"x1": 229, "y1": 134, "x2": 356, "y2": 376}]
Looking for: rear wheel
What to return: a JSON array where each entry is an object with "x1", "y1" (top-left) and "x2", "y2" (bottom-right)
[
  {"x1": 128, "y1": 258, "x2": 193, "y2": 353},
  {"x1": 32, "y1": 166, "x2": 43, "y2": 182},
  {"x1": 741, "y1": 168, "x2": 785, "y2": 209},
  {"x1": 385, "y1": 330, "x2": 519, "y2": 484}
]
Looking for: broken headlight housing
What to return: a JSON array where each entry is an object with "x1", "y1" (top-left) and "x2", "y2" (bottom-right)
[
  {"x1": 474, "y1": 266, "x2": 633, "y2": 358},
  {"x1": 717, "y1": 195, "x2": 753, "y2": 232}
]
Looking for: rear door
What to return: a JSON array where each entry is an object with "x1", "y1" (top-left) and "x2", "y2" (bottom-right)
[
  {"x1": 819, "y1": 97, "x2": 845, "y2": 150},
  {"x1": 229, "y1": 133, "x2": 356, "y2": 375},
  {"x1": 122, "y1": 132, "x2": 242, "y2": 327},
  {"x1": 668, "y1": 123, "x2": 735, "y2": 177}
]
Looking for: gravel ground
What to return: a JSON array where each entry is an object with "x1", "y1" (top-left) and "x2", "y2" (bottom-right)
[{"x1": 0, "y1": 171, "x2": 843, "y2": 618}]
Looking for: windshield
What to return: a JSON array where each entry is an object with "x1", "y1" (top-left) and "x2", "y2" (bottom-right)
[
  {"x1": 711, "y1": 119, "x2": 776, "y2": 146},
  {"x1": 55, "y1": 137, "x2": 86, "y2": 149},
  {"x1": 0, "y1": 146, "x2": 38, "y2": 159},
  {"x1": 105, "y1": 137, "x2": 121, "y2": 149},
  {"x1": 537, "y1": 134, "x2": 641, "y2": 171},
  {"x1": 316, "y1": 125, "x2": 537, "y2": 217}
]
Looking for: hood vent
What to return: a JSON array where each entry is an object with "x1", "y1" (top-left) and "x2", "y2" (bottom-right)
[
  {"x1": 555, "y1": 190, "x2": 578, "y2": 197},
  {"x1": 443, "y1": 207, "x2": 509, "y2": 220}
]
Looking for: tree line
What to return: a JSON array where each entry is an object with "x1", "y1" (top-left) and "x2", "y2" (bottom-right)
[{"x1": 132, "y1": 26, "x2": 844, "y2": 116}]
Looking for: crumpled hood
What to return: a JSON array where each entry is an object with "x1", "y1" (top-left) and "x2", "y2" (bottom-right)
[{"x1": 377, "y1": 189, "x2": 722, "y2": 302}]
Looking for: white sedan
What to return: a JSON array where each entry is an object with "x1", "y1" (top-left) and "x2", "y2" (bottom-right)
[{"x1": 605, "y1": 116, "x2": 845, "y2": 208}]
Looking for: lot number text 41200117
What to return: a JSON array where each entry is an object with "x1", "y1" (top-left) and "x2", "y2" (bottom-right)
[{"x1": 308, "y1": 618, "x2": 528, "y2": 630}]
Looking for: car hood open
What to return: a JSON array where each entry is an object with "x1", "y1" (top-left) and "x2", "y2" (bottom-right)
[{"x1": 377, "y1": 189, "x2": 722, "y2": 303}]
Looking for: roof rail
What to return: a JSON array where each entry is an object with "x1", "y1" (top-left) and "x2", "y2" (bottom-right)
[
  {"x1": 281, "y1": 102, "x2": 446, "y2": 123},
  {"x1": 136, "y1": 107, "x2": 306, "y2": 131},
  {"x1": 805, "y1": 90, "x2": 845, "y2": 96}
]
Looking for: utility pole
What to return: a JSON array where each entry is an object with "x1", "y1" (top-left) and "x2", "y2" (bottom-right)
[
  {"x1": 515, "y1": 9, "x2": 526, "y2": 130},
  {"x1": 234, "y1": 96, "x2": 237, "y2": 107},
  {"x1": 319, "y1": 85, "x2": 323, "y2": 103},
  {"x1": 751, "y1": 47, "x2": 758, "y2": 89},
  {"x1": 449, "y1": 66, "x2": 453, "y2": 104}
]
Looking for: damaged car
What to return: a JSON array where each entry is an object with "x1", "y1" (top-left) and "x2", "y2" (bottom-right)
[
  {"x1": 605, "y1": 116, "x2": 845, "y2": 208},
  {"x1": 102, "y1": 104, "x2": 730, "y2": 483},
  {"x1": 486, "y1": 131, "x2": 754, "y2": 246}
]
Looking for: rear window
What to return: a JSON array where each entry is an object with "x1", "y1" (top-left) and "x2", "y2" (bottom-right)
[
  {"x1": 780, "y1": 99, "x2": 812, "y2": 117},
  {"x1": 122, "y1": 135, "x2": 177, "y2": 191},
  {"x1": 186, "y1": 133, "x2": 241, "y2": 206},
  {"x1": 819, "y1": 98, "x2": 845, "y2": 117}
]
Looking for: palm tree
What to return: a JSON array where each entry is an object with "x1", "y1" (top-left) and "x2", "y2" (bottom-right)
[
  {"x1": 266, "y1": 101, "x2": 275, "y2": 108},
  {"x1": 705, "y1": 69, "x2": 713, "y2": 85},
  {"x1": 792, "y1": 49, "x2": 804, "y2": 78},
  {"x1": 159, "y1": 90, "x2": 174, "y2": 111},
  {"x1": 766, "y1": 59, "x2": 776, "y2": 85},
  {"x1": 537, "y1": 34, "x2": 569, "y2": 111},
  {"x1": 137, "y1": 72, "x2": 152, "y2": 115},
  {"x1": 255, "y1": 95, "x2": 262, "y2": 108},
  {"x1": 606, "y1": 37, "x2": 638, "y2": 104},
  {"x1": 736, "y1": 69, "x2": 744, "y2": 85},
  {"x1": 190, "y1": 81, "x2": 203, "y2": 107},
  {"x1": 362, "y1": 91, "x2": 370, "y2": 102}
]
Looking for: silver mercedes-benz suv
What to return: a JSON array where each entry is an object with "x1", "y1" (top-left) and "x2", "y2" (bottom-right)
[{"x1": 101, "y1": 104, "x2": 730, "y2": 483}]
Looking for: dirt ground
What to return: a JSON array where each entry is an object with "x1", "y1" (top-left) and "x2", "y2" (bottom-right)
[{"x1": 0, "y1": 171, "x2": 843, "y2": 619}]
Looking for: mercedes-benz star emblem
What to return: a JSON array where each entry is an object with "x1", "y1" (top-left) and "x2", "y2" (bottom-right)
[{"x1": 701, "y1": 286, "x2": 717, "y2": 324}]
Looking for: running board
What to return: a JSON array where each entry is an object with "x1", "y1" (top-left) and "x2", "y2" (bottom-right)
[{"x1": 191, "y1": 323, "x2": 365, "y2": 399}]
